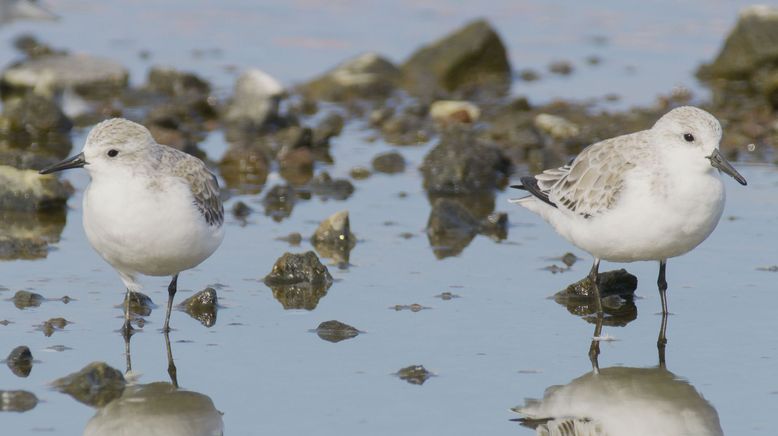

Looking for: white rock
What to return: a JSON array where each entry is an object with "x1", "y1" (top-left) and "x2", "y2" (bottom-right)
[{"x1": 224, "y1": 68, "x2": 284, "y2": 126}]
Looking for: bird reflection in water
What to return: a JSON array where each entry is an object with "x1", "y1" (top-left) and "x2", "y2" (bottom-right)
[
  {"x1": 513, "y1": 313, "x2": 723, "y2": 436},
  {"x1": 84, "y1": 332, "x2": 223, "y2": 436}
]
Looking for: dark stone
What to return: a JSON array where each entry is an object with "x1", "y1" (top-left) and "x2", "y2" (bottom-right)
[
  {"x1": 314, "y1": 320, "x2": 360, "y2": 343},
  {"x1": 145, "y1": 67, "x2": 211, "y2": 97},
  {"x1": 264, "y1": 251, "x2": 333, "y2": 286},
  {"x1": 308, "y1": 172, "x2": 355, "y2": 201},
  {"x1": 231, "y1": 201, "x2": 252, "y2": 220},
  {"x1": 52, "y1": 361, "x2": 126, "y2": 407},
  {"x1": 39, "y1": 317, "x2": 69, "y2": 337},
  {"x1": 426, "y1": 198, "x2": 478, "y2": 259},
  {"x1": 0, "y1": 390, "x2": 37, "y2": 412},
  {"x1": 179, "y1": 288, "x2": 218, "y2": 328},
  {"x1": 421, "y1": 130, "x2": 510, "y2": 195},
  {"x1": 697, "y1": 6, "x2": 778, "y2": 80},
  {"x1": 371, "y1": 151, "x2": 406, "y2": 174},
  {"x1": 122, "y1": 291, "x2": 154, "y2": 317},
  {"x1": 401, "y1": 19, "x2": 511, "y2": 100},
  {"x1": 0, "y1": 93, "x2": 73, "y2": 164},
  {"x1": 395, "y1": 365, "x2": 433, "y2": 385},
  {"x1": 312, "y1": 112, "x2": 345, "y2": 147},
  {"x1": 12, "y1": 290, "x2": 43, "y2": 309},
  {"x1": 553, "y1": 269, "x2": 639, "y2": 327},
  {"x1": 6, "y1": 345, "x2": 33, "y2": 377},
  {"x1": 262, "y1": 184, "x2": 297, "y2": 222}
]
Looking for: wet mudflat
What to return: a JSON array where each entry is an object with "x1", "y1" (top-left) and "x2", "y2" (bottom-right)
[{"x1": 1, "y1": 1, "x2": 777, "y2": 435}]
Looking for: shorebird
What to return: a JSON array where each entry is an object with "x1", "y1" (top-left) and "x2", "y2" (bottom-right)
[
  {"x1": 40, "y1": 118, "x2": 224, "y2": 335},
  {"x1": 511, "y1": 106, "x2": 746, "y2": 314}
]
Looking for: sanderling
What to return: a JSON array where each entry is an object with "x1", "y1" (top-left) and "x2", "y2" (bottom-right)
[
  {"x1": 40, "y1": 118, "x2": 224, "y2": 335},
  {"x1": 511, "y1": 106, "x2": 746, "y2": 315}
]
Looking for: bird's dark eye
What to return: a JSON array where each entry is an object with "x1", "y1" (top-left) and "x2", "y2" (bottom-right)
[
  {"x1": 107, "y1": 149, "x2": 119, "y2": 157},
  {"x1": 683, "y1": 133, "x2": 694, "y2": 142}
]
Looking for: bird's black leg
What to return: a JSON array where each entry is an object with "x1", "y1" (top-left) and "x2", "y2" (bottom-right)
[
  {"x1": 164, "y1": 330, "x2": 179, "y2": 388},
  {"x1": 658, "y1": 259, "x2": 668, "y2": 314},
  {"x1": 589, "y1": 258, "x2": 603, "y2": 315},
  {"x1": 163, "y1": 274, "x2": 179, "y2": 333},
  {"x1": 121, "y1": 288, "x2": 134, "y2": 339},
  {"x1": 588, "y1": 313, "x2": 604, "y2": 374}
]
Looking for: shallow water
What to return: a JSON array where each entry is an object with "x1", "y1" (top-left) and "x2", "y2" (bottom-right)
[{"x1": 2, "y1": 1, "x2": 777, "y2": 435}]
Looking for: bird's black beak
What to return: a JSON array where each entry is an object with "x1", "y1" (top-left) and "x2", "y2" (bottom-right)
[
  {"x1": 39, "y1": 152, "x2": 87, "y2": 174},
  {"x1": 707, "y1": 149, "x2": 746, "y2": 186}
]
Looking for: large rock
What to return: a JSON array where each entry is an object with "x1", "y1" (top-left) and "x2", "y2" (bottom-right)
[
  {"x1": 264, "y1": 251, "x2": 333, "y2": 310},
  {"x1": 0, "y1": 166, "x2": 72, "y2": 211},
  {"x1": 223, "y1": 68, "x2": 284, "y2": 128},
  {"x1": 1, "y1": 53, "x2": 128, "y2": 99},
  {"x1": 420, "y1": 130, "x2": 510, "y2": 195},
  {"x1": 401, "y1": 19, "x2": 511, "y2": 99},
  {"x1": 301, "y1": 52, "x2": 400, "y2": 101},
  {"x1": 698, "y1": 6, "x2": 778, "y2": 80}
]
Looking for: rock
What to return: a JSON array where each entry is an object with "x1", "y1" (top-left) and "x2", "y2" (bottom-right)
[
  {"x1": 548, "y1": 60, "x2": 574, "y2": 75},
  {"x1": 533, "y1": 113, "x2": 580, "y2": 140},
  {"x1": 426, "y1": 198, "x2": 479, "y2": 259},
  {"x1": 349, "y1": 166, "x2": 371, "y2": 180},
  {"x1": 1, "y1": 53, "x2": 128, "y2": 99},
  {"x1": 301, "y1": 52, "x2": 400, "y2": 101},
  {"x1": 698, "y1": 6, "x2": 778, "y2": 80},
  {"x1": 314, "y1": 320, "x2": 360, "y2": 343},
  {"x1": 265, "y1": 251, "x2": 333, "y2": 310},
  {"x1": 39, "y1": 317, "x2": 69, "y2": 337},
  {"x1": 311, "y1": 210, "x2": 356, "y2": 264},
  {"x1": 231, "y1": 201, "x2": 252, "y2": 222},
  {"x1": 145, "y1": 66, "x2": 211, "y2": 97},
  {"x1": 0, "y1": 210, "x2": 66, "y2": 260},
  {"x1": 13, "y1": 35, "x2": 61, "y2": 59},
  {"x1": 277, "y1": 232, "x2": 303, "y2": 246},
  {"x1": 0, "y1": 390, "x2": 37, "y2": 412},
  {"x1": 122, "y1": 291, "x2": 154, "y2": 317},
  {"x1": 12, "y1": 290, "x2": 43, "y2": 309},
  {"x1": 519, "y1": 69, "x2": 541, "y2": 82},
  {"x1": 378, "y1": 104, "x2": 432, "y2": 145},
  {"x1": 420, "y1": 130, "x2": 510, "y2": 195},
  {"x1": 553, "y1": 269, "x2": 638, "y2": 326},
  {"x1": 264, "y1": 251, "x2": 333, "y2": 286},
  {"x1": 219, "y1": 144, "x2": 271, "y2": 194},
  {"x1": 0, "y1": 166, "x2": 73, "y2": 211},
  {"x1": 401, "y1": 19, "x2": 511, "y2": 99},
  {"x1": 179, "y1": 287, "x2": 218, "y2": 328},
  {"x1": 223, "y1": 68, "x2": 284, "y2": 128},
  {"x1": 6, "y1": 345, "x2": 33, "y2": 377},
  {"x1": 0, "y1": 92, "x2": 73, "y2": 165},
  {"x1": 429, "y1": 100, "x2": 480, "y2": 124},
  {"x1": 312, "y1": 112, "x2": 345, "y2": 148},
  {"x1": 395, "y1": 365, "x2": 433, "y2": 385},
  {"x1": 371, "y1": 151, "x2": 406, "y2": 174},
  {"x1": 52, "y1": 361, "x2": 126, "y2": 407},
  {"x1": 262, "y1": 184, "x2": 297, "y2": 221},
  {"x1": 308, "y1": 171, "x2": 355, "y2": 201}
]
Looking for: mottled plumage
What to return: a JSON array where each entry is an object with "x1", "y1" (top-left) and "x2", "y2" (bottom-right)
[{"x1": 510, "y1": 106, "x2": 746, "y2": 315}]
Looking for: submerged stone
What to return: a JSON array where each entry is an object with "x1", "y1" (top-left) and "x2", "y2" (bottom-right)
[
  {"x1": 308, "y1": 172, "x2": 355, "y2": 201},
  {"x1": 554, "y1": 269, "x2": 639, "y2": 327},
  {"x1": 395, "y1": 365, "x2": 433, "y2": 385},
  {"x1": 314, "y1": 320, "x2": 360, "y2": 343},
  {"x1": 0, "y1": 390, "x2": 38, "y2": 412},
  {"x1": 12, "y1": 290, "x2": 43, "y2": 309},
  {"x1": 6, "y1": 345, "x2": 33, "y2": 377},
  {"x1": 39, "y1": 317, "x2": 69, "y2": 337},
  {"x1": 52, "y1": 361, "x2": 126, "y2": 407},
  {"x1": 179, "y1": 287, "x2": 218, "y2": 328},
  {"x1": 559, "y1": 269, "x2": 638, "y2": 299}
]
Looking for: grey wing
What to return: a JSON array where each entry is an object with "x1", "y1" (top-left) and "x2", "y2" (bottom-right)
[
  {"x1": 538, "y1": 138, "x2": 638, "y2": 218},
  {"x1": 163, "y1": 148, "x2": 224, "y2": 227}
]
